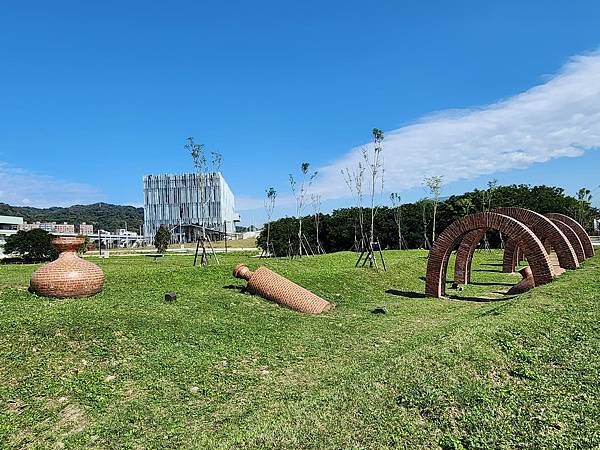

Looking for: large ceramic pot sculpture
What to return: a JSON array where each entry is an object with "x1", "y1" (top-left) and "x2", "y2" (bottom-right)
[
  {"x1": 233, "y1": 264, "x2": 332, "y2": 314},
  {"x1": 30, "y1": 236, "x2": 104, "y2": 298}
]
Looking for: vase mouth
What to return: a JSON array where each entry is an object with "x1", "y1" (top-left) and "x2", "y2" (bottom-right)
[{"x1": 52, "y1": 236, "x2": 85, "y2": 253}]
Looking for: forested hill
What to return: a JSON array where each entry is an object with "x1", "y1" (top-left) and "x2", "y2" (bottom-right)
[{"x1": 0, "y1": 203, "x2": 144, "y2": 233}]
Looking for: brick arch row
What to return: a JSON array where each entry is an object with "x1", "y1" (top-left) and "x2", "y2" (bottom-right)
[
  {"x1": 545, "y1": 213, "x2": 594, "y2": 259},
  {"x1": 495, "y1": 207, "x2": 579, "y2": 274},
  {"x1": 425, "y1": 212, "x2": 553, "y2": 298},
  {"x1": 453, "y1": 208, "x2": 578, "y2": 285},
  {"x1": 505, "y1": 213, "x2": 592, "y2": 272}
]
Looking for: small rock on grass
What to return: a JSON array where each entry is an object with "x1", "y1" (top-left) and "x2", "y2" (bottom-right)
[{"x1": 372, "y1": 306, "x2": 387, "y2": 314}]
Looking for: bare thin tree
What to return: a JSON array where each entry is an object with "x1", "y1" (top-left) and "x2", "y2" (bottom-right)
[
  {"x1": 186, "y1": 136, "x2": 222, "y2": 267},
  {"x1": 481, "y1": 178, "x2": 498, "y2": 250},
  {"x1": 418, "y1": 198, "x2": 432, "y2": 249},
  {"x1": 289, "y1": 162, "x2": 317, "y2": 256},
  {"x1": 263, "y1": 187, "x2": 277, "y2": 256},
  {"x1": 341, "y1": 159, "x2": 366, "y2": 251},
  {"x1": 311, "y1": 193, "x2": 325, "y2": 254},
  {"x1": 364, "y1": 128, "x2": 385, "y2": 245},
  {"x1": 423, "y1": 175, "x2": 444, "y2": 244},
  {"x1": 390, "y1": 192, "x2": 404, "y2": 249}
]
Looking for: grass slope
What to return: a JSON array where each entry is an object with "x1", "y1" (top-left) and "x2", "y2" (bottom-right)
[{"x1": 0, "y1": 251, "x2": 598, "y2": 449}]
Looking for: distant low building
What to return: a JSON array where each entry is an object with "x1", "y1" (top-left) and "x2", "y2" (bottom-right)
[
  {"x1": 78, "y1": 223, "x2": 94, "y2": 234},
  {"x1": 18, "y1": 221, "x2": 92, "y2": 234},
  {"x1": 54, "y1": 222, "x2": 75, "y2": 233},
  {"x1": 18, "y1": 221, "x2": 41, "y2": 231},
  {"x1": 0, "y1": 215, "x2": 24, "y2": 257}
]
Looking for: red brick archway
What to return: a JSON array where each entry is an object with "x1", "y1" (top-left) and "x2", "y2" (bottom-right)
[
  {"x1": 453, "y1": 208, "x2": 578, "y2": 284},
  {"x1": 502, "y1": 239, "x2": 522, "y2": 273},
  {"x1": 496, "y1": 208, "x2": 579, "y2": 274},
  {"x1": 453, "y1": 229, "x2": 485, "y2": 284},
  {"x1": 546, "y1": 218, "x2": 585, "y2": 263},
  {"x1": 545, "y1": 213, "x2": 594, "y2": 259},
  {"x1": 426, "y1": 212, "x2": 553, "y2": 298}
]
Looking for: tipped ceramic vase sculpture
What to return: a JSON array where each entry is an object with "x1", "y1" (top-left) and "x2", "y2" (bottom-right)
[
  {"x1": 30, "y1": 236, "x2": 104, "y2": 298},
  {"x1": 233, "y1": 264, "x2": 333, "y2": 314},
  {"x1": 506, "y1": 266, "x2": 535, "y2": 295}
]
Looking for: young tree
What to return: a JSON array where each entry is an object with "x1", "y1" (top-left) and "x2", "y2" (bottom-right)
[
  {"x1": 364, "y1": 128, "x2": 385, "y2": 245},
  {"x1": 311, "y1": 193, "x2": 325, "y2": 253},
  {"x1": 481, "y1": 178, "x2": 498, "y2": 249},
  {"x1": 390, "y1": 192, "x2": 404, "y2": 249},
  {"x1": 423, "y1": 175, "x2": 444, "y2": 244},
  {"x1": 289, "y1": 162, "x2": 317, "y2": 256},
  {"x1": 185, "y1": 137, "x2": 223, "y2": 266},
  {"x1": 417, "y1": 199, "x2": 432, "y2": 249},
  {"x1": 154, "y1": 225, "x2": 171, "y2": 253},
  {"x1": 186, "y1": 136, "x2": 207, "y2": 233},
  {"x1": 211, "y1": 151, "x2": 223, "y2": 173},
  {"x1": 264, "y1": 187, "x2": 277, "y2": 256},
  {"x1": 341, "y1": 159, "x2": 366, "y2": 251}
]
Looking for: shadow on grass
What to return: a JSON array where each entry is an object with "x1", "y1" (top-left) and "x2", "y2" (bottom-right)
[
  {"x1": 469, "y1": 281, "x2": 515, "y2": 287},
  {"x1": 386, "y1": 288, "x2": 516, "y2": 303},
  {"x1": 480, "y1": 263, "x2": 504, "y2": 267},
  {"x1": 385, "y1": 289, "x2": 427, "y2": 299},
  {"x1": 447, "y1": 294, "x2": 516, "y2": 303},
  {"x1": 223, "y1": 284, "x2": 246, "y2": 293}
]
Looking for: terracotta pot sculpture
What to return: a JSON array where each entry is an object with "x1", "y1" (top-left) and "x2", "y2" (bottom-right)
[
  {"x1": 233, "y1": 264, "x2": 332, "y2": 314},
  {"x1": 30, "y1": 236, "x2": 104, "y2": 298},
  {"x1": 506, "y1": 266, "x2": 535, "y2": 295}
]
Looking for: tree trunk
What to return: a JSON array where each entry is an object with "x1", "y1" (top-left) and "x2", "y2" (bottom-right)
[{"x1": 298, "y1": 218, "x2": 303, "y2": 256}]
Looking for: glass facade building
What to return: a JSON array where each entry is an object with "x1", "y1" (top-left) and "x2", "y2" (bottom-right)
[{"x1": 143, "y1": 172, "x2": 238, "y2": 243}]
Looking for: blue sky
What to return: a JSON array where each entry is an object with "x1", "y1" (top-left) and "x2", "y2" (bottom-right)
[{"x1": 1, "y1": 1, "x2": 599, "y2": 225}]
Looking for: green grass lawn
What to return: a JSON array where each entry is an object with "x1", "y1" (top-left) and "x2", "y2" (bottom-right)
[{"x1": 1, "y1": 250, "x2": 598, "y2": 449}]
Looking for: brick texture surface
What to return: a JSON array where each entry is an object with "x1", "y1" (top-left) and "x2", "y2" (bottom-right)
[
  {"x1": 30, "y1": 237, "x2": 104, "y2": 298},
  {"x1": 495, "y1": 207, "x2": 579, "y2": 274},
  {"x1": 234, "y1": 264, "x2": 332, "y2": 314},
  {"x1": 546, "y1": 218, "x2": 586, "y2": 263},
  {"x1": 453, "y1": 208, "x2": 578, "y2": 284},
  {"x1": 425, "y1": 212, "x2": 553, "y2": 298},
  {"x1": 545, "y1": 213, "x2": 594, "y2": 259}
]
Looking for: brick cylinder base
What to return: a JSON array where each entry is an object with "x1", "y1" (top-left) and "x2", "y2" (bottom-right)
[{"x1": 30, "y1": 237, "x2": 104, "y2": 298}]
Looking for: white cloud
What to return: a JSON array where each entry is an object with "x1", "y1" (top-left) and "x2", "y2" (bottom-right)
[
  {"x1": 0, "y1": 162, "x2": 104, "y2": 207},
  {"x1": 236, "y1": 193, "x2": 297, "y2": 212},
  {"x1": 313, "y1": 50, "x2": 600, "y2": 199}
]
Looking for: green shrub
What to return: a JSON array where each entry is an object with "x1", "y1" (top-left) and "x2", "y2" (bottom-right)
[{"x1": 3, "y1": 229, "x2": 58, "y2": 262}]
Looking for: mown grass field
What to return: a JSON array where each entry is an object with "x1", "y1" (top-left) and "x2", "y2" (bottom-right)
[
  {"x1": 85, "y1": 237, "x2": 258, "y2": 256},
  {"x1": 0, "y1": 250, "x2": 598, "y2": 449}
]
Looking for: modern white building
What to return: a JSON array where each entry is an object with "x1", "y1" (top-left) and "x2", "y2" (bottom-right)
[
  {"x1": 143, "y1": 172, "x2": 239, "y2": 243},
  {"x1": 0, "y1": 215, "x2": 24, "y2": 257}
]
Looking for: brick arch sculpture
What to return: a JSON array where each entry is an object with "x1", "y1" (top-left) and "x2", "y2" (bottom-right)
[
  {"x1": 425, "y1": 212, "x2": 553, "y2": 298},
  {"x1": 545, "y1": 213, "x2": 594, "y2": 259},
  {"x1": 453, "y1": 229, "x2": 485, "y2": 285},
  {"x1": 545, "y1": 217, "x2": 586, "y2": 263},
  {"x1": 496, "y1": 208, "x2": 579, "y2": 274},
  {"x1": 453, "y1": 208, "x2": 578, "y2": 285}
]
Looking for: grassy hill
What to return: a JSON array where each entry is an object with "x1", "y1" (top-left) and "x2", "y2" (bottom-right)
[
  {"x1": 0, "y1": 202, "x2": 143, "y2": 232},
  {"x1": 1, "y1": 250, "x2": 598, "y2": 448}
]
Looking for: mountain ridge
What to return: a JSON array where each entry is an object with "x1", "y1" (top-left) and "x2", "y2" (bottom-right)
[{"x1": 0, "y1": 202, "x2": 144, "y2": 233}]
